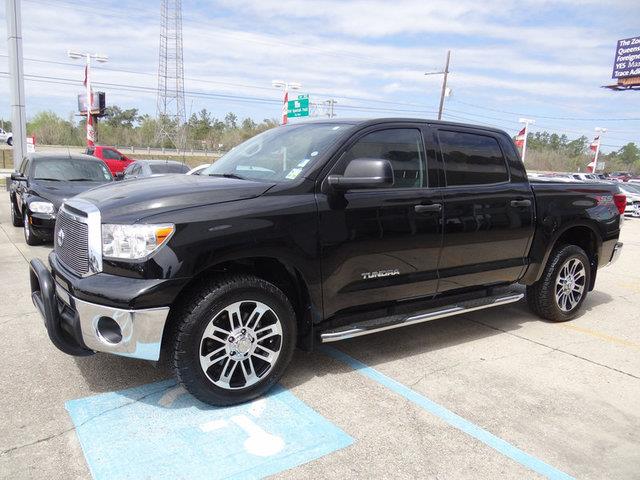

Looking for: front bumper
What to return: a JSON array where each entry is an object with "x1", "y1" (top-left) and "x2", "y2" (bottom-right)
[
  {"x1": 28, "y1": 212, "x2": 56, "y2": 238},
  {"x1": 29, "y1": 258, "x2": 170, "y2": 361}
]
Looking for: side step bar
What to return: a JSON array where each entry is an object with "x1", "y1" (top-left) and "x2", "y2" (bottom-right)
[{"x1": 320, "y1": 292, "x2": 524, "y2": 343}]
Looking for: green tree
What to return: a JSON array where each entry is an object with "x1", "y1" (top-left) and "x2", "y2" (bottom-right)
[
  {"x1": 616, "y1": 143, "x2": 640, "y2": 166},
  {"x1": 103, "y1": 106, "x2": 140, "y2": 129}
]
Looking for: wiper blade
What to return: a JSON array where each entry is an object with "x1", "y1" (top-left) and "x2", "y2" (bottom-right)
[
  {"x1": 68, "y1": 178, "x2": 96, "y2": 181},
  {"x1": 34, "y1": 177, "x2": 61, "y2": 182},
  {"x1": 207, "y1": 172, "x2": 245, "y2": 180}
]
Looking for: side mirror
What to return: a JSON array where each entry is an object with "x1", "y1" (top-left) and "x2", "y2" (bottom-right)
[
  {"x1": 327, "y1": 158, "x2": 394, "y2": 191},
  {"x1": 114, "y1": 172, "x2": 125, "y2": 181},
  {"x1": 10, "y1": 172, "x2": 26, "y2": 181}
]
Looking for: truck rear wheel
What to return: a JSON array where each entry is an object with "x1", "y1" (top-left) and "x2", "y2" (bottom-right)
[
  {"x1": 526, "y1": 244, "x2": 590, "y2": 322},
  {"x1": 171, "y1": 274, "x2": 297, "y2": 406}
]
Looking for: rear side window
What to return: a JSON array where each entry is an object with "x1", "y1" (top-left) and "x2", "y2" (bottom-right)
[
  {"x1": 438, "y1": 131, "x2": 509, "y2": 186},
  {"x1": 341, "y1": 128, "x2": 427, "y2": 188}
]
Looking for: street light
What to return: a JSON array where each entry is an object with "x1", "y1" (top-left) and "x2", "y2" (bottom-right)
[
  {"x1": 67, "y1": 50, "x2": 108, "y2": 147},
  {"x1": 272, "y1": 80, "x2": 301, "y2": 125}
]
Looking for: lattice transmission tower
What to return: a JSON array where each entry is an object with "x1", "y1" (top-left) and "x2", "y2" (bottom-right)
[{"x1": 156, "y1": 0, "x2": 186, "y2": 149}]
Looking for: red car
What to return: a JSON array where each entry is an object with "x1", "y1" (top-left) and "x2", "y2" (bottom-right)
[{"x1": 86, "y1": 146, "x2": 134, "y2": 175}]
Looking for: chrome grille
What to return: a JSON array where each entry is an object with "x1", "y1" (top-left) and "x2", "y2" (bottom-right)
[{"x1": 54, "y1": 209, "x2": 89, "y2": 275}]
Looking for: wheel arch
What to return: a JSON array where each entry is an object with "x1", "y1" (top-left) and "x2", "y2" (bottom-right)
[
  {"x1": 164, "y1": 255, "x2": 317, "y2": 352},
  {"x1": 525, "y1": 222, "x2": 601, "y2": 290}
]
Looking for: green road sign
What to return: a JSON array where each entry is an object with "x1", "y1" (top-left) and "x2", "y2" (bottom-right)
[{"x1": 287, "y1": 95, "x2": 309, "y2": 118}]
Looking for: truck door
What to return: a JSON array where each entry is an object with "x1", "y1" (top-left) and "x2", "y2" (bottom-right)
[
  {"x1": 318, "y1": 125, "x2": 443, "y2": 319},
  {"x1": 434, "y1": 127, "x2": 534, "y2": 292}
]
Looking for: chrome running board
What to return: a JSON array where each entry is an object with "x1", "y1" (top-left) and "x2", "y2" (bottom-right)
[{"x1": 320, "y1": 292, "x2": 524, "y2": 343}]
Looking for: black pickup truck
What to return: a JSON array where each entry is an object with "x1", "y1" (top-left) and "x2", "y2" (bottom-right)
[{"x1": 29, "y1": 118, "x2": 625, "y2": 406}]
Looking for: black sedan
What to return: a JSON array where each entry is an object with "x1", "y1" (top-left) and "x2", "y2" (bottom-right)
[
  {"x1": 9, "y1": 153, "x2": 113, "y2": 245},
  {"x1": 118, "y1": 160, "x2": 190, "y2": 180}
]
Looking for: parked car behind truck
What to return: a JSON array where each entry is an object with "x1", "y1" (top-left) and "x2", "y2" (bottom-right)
[
  {"x1": 86, "y1": 145, "x2": 134, "y2": 175},
  {"x1": 8, "y1": 153, "x2": 113, "y2": 245},
  {"x1": 29, "y1": 118, "x2": 625, "y2": 406}
]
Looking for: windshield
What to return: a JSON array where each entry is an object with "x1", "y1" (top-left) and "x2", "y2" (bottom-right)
[
  {"x1": 33, "y1": 158, "x2": 113, "y2": 182},
  {"x1": 201, "y1": 123, "x2": 352, "y2": 182},
  {"x1": 150, "y1": 162, "x2": 190, "y2": 174}
]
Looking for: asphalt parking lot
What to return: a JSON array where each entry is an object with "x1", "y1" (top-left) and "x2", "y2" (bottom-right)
[{"x1": 0, "y1": 199, "x2": 639, "y2": 480}]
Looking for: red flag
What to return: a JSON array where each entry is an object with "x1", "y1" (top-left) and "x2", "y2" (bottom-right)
[
  {"x1": 589, "y1": 135, "x2": 600, "y2": 153},
  {"x1": 514, "y1": 127, "x2": 526, "y2": 148}
]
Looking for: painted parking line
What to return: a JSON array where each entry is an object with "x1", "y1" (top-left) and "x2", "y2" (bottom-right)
[
  {"x1": 66, "y1": 380, "x2": 352, "y2": 480},
  {"x1": 322, "y1": 346, "x2": 574, "y2": 480},
  {"x1": 556, "y1": 323, "x2": 640, "y2": 349}
]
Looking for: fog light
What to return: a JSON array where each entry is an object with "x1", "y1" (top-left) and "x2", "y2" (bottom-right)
[{"x1": 96, "y1": 316, "x2": 123, "y2": 344}]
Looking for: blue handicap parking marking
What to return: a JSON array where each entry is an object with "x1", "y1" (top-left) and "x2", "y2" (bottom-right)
[{"x1": 66, "y1": 380, "x2": 353, "y2": 480}]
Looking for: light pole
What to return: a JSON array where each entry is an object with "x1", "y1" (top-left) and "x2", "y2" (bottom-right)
[
  {"x1": 593, "y1": 127, "x2": 607, "y2": 172},
  {"x1": 272, "y1": 80, "x2": 301, "y2": 125},
  {"x1": 518, "y1": 118, "x2": 535, "y2": 163},
  {"x1": 6, "y1": 0, "x2": 27, "y2": 171},
  {"x1": 425, "y1": 50, "x2": 451, "y2": 120},
  {"x1": 68, "y1": 50, "x2": 108, "y2": 147}
]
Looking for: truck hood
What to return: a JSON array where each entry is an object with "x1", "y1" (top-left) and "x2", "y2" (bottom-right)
[{"x1": 75, "y1": 174, "x2": 275, "y2": 223}]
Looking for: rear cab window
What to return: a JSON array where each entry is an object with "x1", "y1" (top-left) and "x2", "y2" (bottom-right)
[{"x1": 437, "y1": 130, "x2": 509, "y2": 186}]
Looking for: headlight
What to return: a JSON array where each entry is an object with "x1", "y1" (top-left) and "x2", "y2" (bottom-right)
[
  {"x1": 29, "y1": 201, "x2": 55, "y2": 214},
  {"x1": 102, "y1": 224, "x2": 175, "y2": 260}
]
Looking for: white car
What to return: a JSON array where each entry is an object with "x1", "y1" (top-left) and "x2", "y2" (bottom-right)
[
  {"x1": 619, "y1": 184, "x2": 640, "y2": 218},
  {"x1": 0, "y1": 128, "x2": 12, "y2": 146}
]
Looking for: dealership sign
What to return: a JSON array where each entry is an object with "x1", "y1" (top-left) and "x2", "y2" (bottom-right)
[{"x1": 612, "y1": 35, "x2": 640, "y2": 79}]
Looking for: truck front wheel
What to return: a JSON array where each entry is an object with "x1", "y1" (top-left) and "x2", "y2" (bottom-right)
[
  {"x1": 526, "y1": 244, "x2": 591, "y2": 321},
  {"x1": 171, "y1": 274, "x2": 297, "y2": 406}
]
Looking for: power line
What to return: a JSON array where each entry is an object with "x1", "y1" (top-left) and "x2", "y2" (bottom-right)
[{"x1": 450, "y1": 98, "x2": 640, "y2": 122}]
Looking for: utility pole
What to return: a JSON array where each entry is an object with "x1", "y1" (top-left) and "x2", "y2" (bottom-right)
[
  {"x1": 6, "y1": 0, "x2": 27, "y2": 171},
  {"x1": 325, "y1": 99, "x2": 337, "y2": 118},
  {"x1": 425, "y1": 50, "x2": 451, "y2": 121},
  {"x1": 518, "y1": 118, "x2": 535, "y2": 163}
]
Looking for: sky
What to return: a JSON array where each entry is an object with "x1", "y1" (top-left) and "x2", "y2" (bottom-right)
[{"x1": 0, "y1": 0, "x2": 639, "y2": 152}]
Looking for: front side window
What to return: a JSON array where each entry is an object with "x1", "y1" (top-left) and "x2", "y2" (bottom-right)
[
  {"x1": 33, "y1": 158, "x2": 112, "y2": 182},
  {"x1": 201, "y1": 123, "x2": 353, "y2": 182},
  {"x1": 340, "y1": 128, "x2": 426, "y2": 188},
  {"x1": 102, "y1": 149, "x2": 122, "y2": 160},
  {"x1": 439, "y1": 131, "x2": 509, "y2": 186}
]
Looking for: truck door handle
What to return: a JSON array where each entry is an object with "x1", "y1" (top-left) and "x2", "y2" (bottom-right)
[
  {"x1": 510, "y1": 199, "x2": 532, "y2": 207},
  {"x1": 414, "y1": 203, "x2": 442, "y2": 213}
]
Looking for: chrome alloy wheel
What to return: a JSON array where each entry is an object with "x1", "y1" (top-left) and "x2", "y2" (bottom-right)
[
  {"x1": 23, "y1": 212, "x2": 30, "y2": 240},
  {"x1": 555, "y1": 257, "x2": 586, "y2": 312},
  {"x1": 199, "y1": 300, "x2": 283, "y2": 390}
]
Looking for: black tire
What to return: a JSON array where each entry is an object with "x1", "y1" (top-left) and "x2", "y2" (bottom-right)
[
  {"x1": 527, "y1": 244, "x2": 590, "y2": 322},
  {"x1": 171, "y1": 274, "x2": 297, "y2": 406},
  {"x1": 10, "y1": 198, "x2": 21, "y2": 227},
  {"x1": 23, "y1": 211, "x2": 40, "y2": 246}
]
